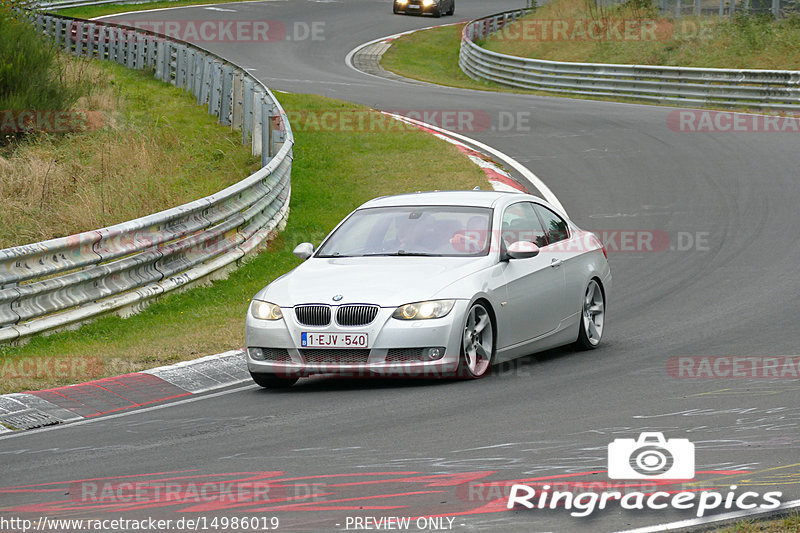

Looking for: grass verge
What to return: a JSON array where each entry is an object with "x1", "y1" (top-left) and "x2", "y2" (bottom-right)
[
  {"x1": 57, "y1": 0, "x2": 256, "y2": 19},
  {"x1": 0, "y1": 92, "x2": 489, "y2": 394},
  {"x1": 483, "y1": 0, "x2": 800, "y2": 70},
  {"x1": 0, "y1": 55, "x2": 260, "y2": 248},
  {"x1": 712, "y1": 511, "x2": 800, "y2": 532},
  {"x1": 380, "y1": 23, "x2": 519, "y2": 93}
]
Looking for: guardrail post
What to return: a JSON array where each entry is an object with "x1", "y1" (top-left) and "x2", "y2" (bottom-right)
[
  {"x1": 199, "y1": 56, "x2": 213, "y2": 105},
  {"x1": 252, "y1": 89, "x2": 264, "y2": 158},
  {"x1": 260, "y1": 98, "x2": 272, "y2": 167},
  {"x1": 84, "y1": 24, "x2": 93, "y2": 57},
  {"x1": 155, "y1": 40, "x2": 166, "y2": 81},
  {"x1": 77, "y1": 22, "x2": 88, "y2": 57},
  {"x1": 232, "y1": 71, "x2": 244, "y2": 132},
  {"x1": 193, "y1": 53, "x2": 205, "y2": 101},
  {"x1": 175, "y1": 45, "x2": 186, "y2": 88},
  {"x1": 270, "y1": 105, "x2": 285, "y2": 159},
  {"x1": 208, "y1": 61, "x2": 222, "y2": 117},
  {"x1": 53, "y1": 18, "x2": 63, "y2": 46},
  {"x1": 219, "y1": 65, "x2": 233, "y2": 126},
  {"x1": 97, "y1": 26, "x2": 107, "y2": 61},
  {"x1": 163, "y1": 42, "x2": 174, "y2": 83},
  {"x1": 135, "y1": 33, "x2": 146, "y2": 69},
  {"x1": 772, "y1": 0, "x2": 780, "y2": 17},
  {"x1": 242, "y1": 77, "x2": 254, "y2": 145},
  {"x1": 64, "y1": 21, "x2": 74, "y2": 54},
  {"x1": 43, "y1": 16, "x2": 53, "y2": 42},
  {"x1": 183, "y1": 47, "x2": 194, "y2": 93},
  {"x1": 126, "y1": 30, "x2": 136, "y2": 69},
  {"x1": 116, "y1": 28, "x2": 126, "y2": 65}
]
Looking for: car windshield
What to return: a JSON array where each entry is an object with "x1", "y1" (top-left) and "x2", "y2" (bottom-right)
[{"x1": 316, "y1": 205, "x2": 493, "y2": 258}]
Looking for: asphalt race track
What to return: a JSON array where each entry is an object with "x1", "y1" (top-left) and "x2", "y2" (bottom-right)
[{"x1": 2, "y1": 1, "x2": 799, "y2": 531}]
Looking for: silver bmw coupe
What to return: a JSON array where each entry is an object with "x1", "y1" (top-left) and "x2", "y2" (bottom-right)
[{"x1": 245, "y1": 191, "x2": 611, "y2": 388}]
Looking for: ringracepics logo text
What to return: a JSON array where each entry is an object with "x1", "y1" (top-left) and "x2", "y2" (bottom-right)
[{"x1": 506, "y1": 433, "x2": 782, "y2": 517}]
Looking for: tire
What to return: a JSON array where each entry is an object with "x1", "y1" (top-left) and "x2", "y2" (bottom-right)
[
  {"x1": 456, "y1": 302, "x2": 494, "y2": 379},
  {"x1": 393, "y1": 5, "x2": 400, "y2": 14},
  {"x1": 575, "y1": 279, "x2": 605, "y2": 350},
  {"x1": 446, "y1": 0, "x2": 455, "y2": 15},
  {"x1": 250, "y1": 371, "x2": 298, "y2": 389},
  {"x1": 432, "y1": 6, "x2": 442, "y2": 18}
]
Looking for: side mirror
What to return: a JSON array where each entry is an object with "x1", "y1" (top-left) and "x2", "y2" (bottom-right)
[
  {"x1": 293, "y1": 242, "x2": 315, "y2": 260},
  {"x1": 504, "y1": 241, "x2": 540, "y2": 261}
]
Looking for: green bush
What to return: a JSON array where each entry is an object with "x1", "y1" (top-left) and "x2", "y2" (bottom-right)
[{"x1": 0, "y1": 8, "x2": 82, "y2": 111}]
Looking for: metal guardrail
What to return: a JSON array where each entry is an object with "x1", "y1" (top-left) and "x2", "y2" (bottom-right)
[
  {"x1": 0, "y1": 13, "x2": 294, "y2": 343},
  {"x1": 459, "y1": 9, "x2": 800, "y2": 109}
]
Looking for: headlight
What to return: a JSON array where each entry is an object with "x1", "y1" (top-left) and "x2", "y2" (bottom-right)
[
  {"x1": 422, "y1": 0, "x2": 435, "y2": 5},
  {"x1": 392, "y1": 300, "x2": 455, "y2": 320},
  {"x1": 250, "y1": 300, "x2": 283, "y2": 320}
]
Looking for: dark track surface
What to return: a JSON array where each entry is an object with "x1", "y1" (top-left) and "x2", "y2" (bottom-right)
[{"x1": 1, "y1": 2, "x2": 799, "y2": 531}]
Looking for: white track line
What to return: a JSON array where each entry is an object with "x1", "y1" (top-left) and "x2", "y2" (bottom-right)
[
  {"x1": 0, "y1": 382, "x2": 256, "y2": 441},
  {"x1": 615, "y1": 499, "x2": 800, "y2": 533},
  {"x1": 383, "y1": 112, "x2": 565, "y2": 214}
]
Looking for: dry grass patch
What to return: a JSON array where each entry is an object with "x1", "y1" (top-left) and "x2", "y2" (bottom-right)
[{"x1": 0, "y1": 55, "x2": 260, "y2": 248}]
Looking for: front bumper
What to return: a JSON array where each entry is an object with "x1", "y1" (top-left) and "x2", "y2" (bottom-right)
[
  {"x1": 394, "y1": 1, "x2": 437, "y2": 14},
  {"x1": 245, "y1": 301, "x2": 468, "y2": 378}
]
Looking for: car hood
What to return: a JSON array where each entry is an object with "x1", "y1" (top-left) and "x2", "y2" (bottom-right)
[{"x1": 256, "y1": 256, "x2": 489, "y2": 307}]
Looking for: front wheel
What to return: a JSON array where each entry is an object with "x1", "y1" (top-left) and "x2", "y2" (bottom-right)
[
  {"x1": 457, "y1": 303, "x2": 494, "y2": 379},
  {"x1": 446, "y1": 0, "x2": 455, "y2": 15},
  {"x1": 250, "y1": 372, "x2": 298, "y2": 388},
  {"x1": 432, "y1": 6, "x2": 442, "y2": 17},
  {"x1": 575, "y1": 279, "x2": 605, "y2": 350}
]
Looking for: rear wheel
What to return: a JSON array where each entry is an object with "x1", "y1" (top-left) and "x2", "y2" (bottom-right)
[
  {"x1": 575, "y1": 279, "x2": 605, "y2": 350},
  {"x1": 250, "y1": 372, "x2": 298, "y2": 388},
  {"x1": 457, "y1": 303, "x2": 494, "y2": 379}
]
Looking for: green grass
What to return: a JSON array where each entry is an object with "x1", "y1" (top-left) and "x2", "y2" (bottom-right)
[
  {"x1": 0, "y1": 57, "x2": 260, "y2": 248},
  {"x1": 483, "y1": 0, "x2": 800, "y2": 70},
  {"x1": 57, "y1": 0, "x2": 256, "y2": 19},
  {"x1": 380, "y1": 23, "x2": 521, "y2": 93},
  {"x1": 0, "y1": 92, "x2": 489, "y2": 394},
  {"x1": 712, "y1": 511, "x2": 800, "y2": 532}
]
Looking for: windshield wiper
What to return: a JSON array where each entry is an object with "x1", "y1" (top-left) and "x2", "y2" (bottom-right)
[{"x1": 361, "y1": 251, "x2": 443, "y2": 257}]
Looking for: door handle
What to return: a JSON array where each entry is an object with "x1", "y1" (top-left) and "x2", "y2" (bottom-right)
[{"x1": 550, "y1": 258, "x2": 563, "y2": 268}]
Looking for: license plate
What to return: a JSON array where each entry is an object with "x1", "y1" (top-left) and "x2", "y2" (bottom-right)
[
  {"x1": 408, "y1": 4, "x2": 420, "y2": 8},
  {"x1": 301, "y1": 332, "x2": 368, "y2": 348}
]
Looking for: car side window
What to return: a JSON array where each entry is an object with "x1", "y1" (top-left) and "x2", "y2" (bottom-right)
[
  {"x1": 501, "y1": 202, "x2": 547, "y2": 249},
  {"x1": 534, "y1": 204, "x2": 570, "y2": 244}
]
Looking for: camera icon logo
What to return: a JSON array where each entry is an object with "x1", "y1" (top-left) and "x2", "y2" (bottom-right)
[{"x1": 608, "y1": 432, "x2": 695, "y2": 480}]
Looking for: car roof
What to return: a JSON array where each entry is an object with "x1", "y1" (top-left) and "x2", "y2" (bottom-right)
[{"x1": 359, "y1": 190, "x2": 548, "y2": 210}]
